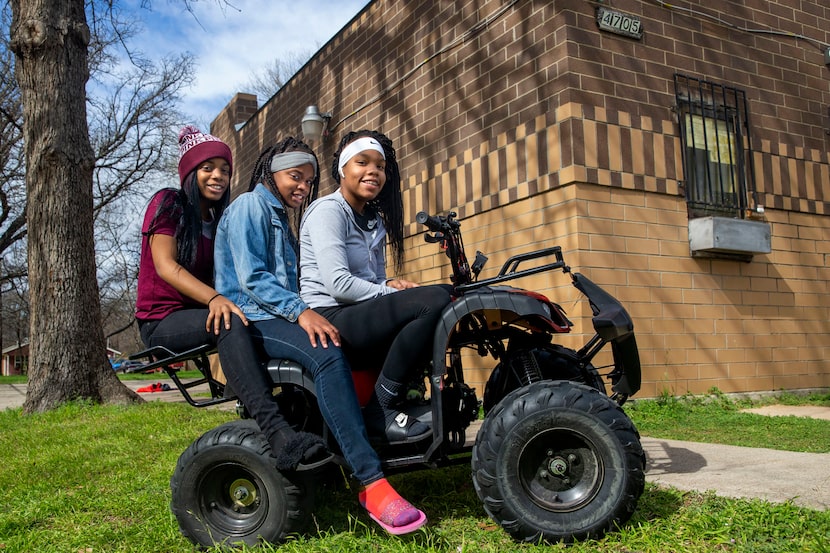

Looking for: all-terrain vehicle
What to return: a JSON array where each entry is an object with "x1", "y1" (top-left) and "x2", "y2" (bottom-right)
[{"x1": 131, "y1": 210, "x2": 645, "y2": 548}]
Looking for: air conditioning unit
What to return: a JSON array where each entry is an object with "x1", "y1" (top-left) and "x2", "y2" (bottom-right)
[{"x1": 688, "y1": 216, "x2": 771, "y2": 261}]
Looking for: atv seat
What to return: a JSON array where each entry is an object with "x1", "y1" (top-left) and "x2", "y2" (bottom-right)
[
  {"x1": 265, "y1": 359, "x2": 380, "y2": 407},
  {"x1": 129, "y1": 344, "x2": 235, "y2": 408}
]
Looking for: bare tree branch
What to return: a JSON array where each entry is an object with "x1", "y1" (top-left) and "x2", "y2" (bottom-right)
[
  {"x1": 0, "y1": 0, "x2": 195, "y2": 362},
  {"x1": 89, "y1": 52, "x2": 193, "y2": 217},
  {"x1": 242, "y1": 49, "x2": 315, "y2": 102}
]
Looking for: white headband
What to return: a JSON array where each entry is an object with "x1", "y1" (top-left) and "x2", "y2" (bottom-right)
[{"x1": 337, "y1": 137, "x2": 385, "y2": 177}]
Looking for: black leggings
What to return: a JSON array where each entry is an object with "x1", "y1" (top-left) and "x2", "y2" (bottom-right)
[
  {"x1": 317, "y1": 285, "x2": 452, "y2": 383},
  {"x1": 138, "y1": 310, "x2": 292, "y2": 455}
]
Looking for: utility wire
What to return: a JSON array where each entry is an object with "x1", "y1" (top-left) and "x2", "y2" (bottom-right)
[{"x1": 648, "y1": 0, "x2": 829, "y2": 52}]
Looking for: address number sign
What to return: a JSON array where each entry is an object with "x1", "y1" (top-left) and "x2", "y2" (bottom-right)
[{"x1": 596, "y1": 7, "x2": 643, "y2": 40}]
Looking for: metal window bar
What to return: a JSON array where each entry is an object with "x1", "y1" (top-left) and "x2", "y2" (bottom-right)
[{"x1": 674, "y1": 74, "x2": 753, "y2": 218}]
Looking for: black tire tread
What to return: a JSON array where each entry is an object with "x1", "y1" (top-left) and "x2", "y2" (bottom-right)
[
  {"x1": 472, "y1": 380, "x2": 645, "y2": 543},
  {"x1": 170, "y1": 419, "x2": 309, "y2": 548}
]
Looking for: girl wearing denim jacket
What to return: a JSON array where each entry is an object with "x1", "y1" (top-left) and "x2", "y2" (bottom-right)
[{"x1": 213, "y1": 136, "x2": 427, "y2": 535}]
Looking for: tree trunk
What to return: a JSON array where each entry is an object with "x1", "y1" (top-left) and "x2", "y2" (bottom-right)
[{"x1": 10, "y1": 0, "x2": 139, "y2": 412}]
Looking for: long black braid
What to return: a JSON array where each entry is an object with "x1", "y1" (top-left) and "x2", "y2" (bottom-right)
[
  {"x1": 331, "y1": 129, "x2": 404, "y2": 272},
  {"x1": 249, "y1": 136, "x2": 320, "y2": 236},
  {"x1": 145, "y1": 170, "x2": 229, "y2": 270}
]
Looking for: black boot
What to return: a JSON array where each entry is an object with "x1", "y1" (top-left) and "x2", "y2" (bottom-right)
[
  {"x1": 363, "y1": 375, "x2": 431, "y2": 444},
  {"x1": 268, "y1": 424, "x2": 333, "y2": 472},
  {"x1": 274, "y1": 431, "x2": 333, "y2": 472}
]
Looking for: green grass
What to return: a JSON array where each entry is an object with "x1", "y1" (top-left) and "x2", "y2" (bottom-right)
[
  {"x1": 626, "y1": 390, "x2": 830, "y2": 453},
  {"x1": 0, "y1": 392, "x2": 827, "y2": 552}
]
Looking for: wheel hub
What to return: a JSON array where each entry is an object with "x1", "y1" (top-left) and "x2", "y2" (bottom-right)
[
  {"x1": 547, "y1": 455, "x2": 569, "y2": 476},
  {"x1": 519, "y1": 428, "x2": 604, "y2": 512},
  {"x1": 229, "y1": 478, "x2": 257, "y2": 508}
]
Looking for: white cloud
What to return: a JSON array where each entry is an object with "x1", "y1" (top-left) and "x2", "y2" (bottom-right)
[{"x1": 122, "y1": 0, "x2": 369, "y2": 126}]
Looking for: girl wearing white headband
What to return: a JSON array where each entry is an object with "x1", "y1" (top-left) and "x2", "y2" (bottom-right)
[
  {"x1": 215, "y1": 136, "x2": 426, "y2": 536},
  {"x1": 299, "y1": 130, "x2": 452, "y2": 535}
]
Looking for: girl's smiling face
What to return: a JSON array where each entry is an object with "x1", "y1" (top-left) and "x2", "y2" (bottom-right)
[
  {"x1": 196, "y1": 157, "x2": 231, "y2": 203},
  {"x1": 339, "y1": 148, "x2": 386, "y2": 213},
  {"x1": 273, "y1": 163, "x2": 316, "y2": 209}
]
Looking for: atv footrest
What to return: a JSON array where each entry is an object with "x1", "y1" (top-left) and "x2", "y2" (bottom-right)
[{"x1": 129, "y1": 344, "x2": 233, "y2": 408}]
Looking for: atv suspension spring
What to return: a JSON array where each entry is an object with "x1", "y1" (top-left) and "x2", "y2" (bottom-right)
[{"x1": 515, "y1": 351, "x2": 542, "y2": 386}]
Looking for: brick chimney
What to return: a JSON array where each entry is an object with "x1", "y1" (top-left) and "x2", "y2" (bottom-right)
[{"x1": 210, "y1": 92, "x2": 258, "y2": 137}]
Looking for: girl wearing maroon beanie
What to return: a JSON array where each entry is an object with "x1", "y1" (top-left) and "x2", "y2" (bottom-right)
[{"x1": 135, "y1": 126, "x2": 330, "y2": 471}]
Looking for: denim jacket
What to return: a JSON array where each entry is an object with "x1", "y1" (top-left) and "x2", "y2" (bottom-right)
[{"x1": 214, "y1": 183, "x2": 308, "y2": 322}]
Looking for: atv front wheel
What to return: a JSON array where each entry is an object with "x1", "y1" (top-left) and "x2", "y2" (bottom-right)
[
  {"x1": 482, "y1": 344, "x2": 605, "y2": 414},
  {"x1": 170, "y1": 419, "x2": 313, "y2": 548},
  {"x1": 471, "y1": 380, "x2": 645, "y2": 543}
]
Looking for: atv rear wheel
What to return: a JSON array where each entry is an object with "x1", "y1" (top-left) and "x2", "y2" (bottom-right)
[
  {"x1": 170, "y1": 419, "x2": 313, "y2": 548},
  {"x1": 472, "y1": 380, "x2": 645, "y2": 543}
]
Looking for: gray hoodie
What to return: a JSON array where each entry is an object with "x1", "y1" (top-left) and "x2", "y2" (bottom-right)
[{"x1": 299, "y1": 189, "x2": 397, "y2": 308}]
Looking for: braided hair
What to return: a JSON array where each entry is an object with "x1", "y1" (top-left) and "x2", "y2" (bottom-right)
[
  {"x1": 249, "y1": 136, "x2": 320, "y2": 236},
  {"x1": 145, "y1": 169, "x2": 229, "y2": 270},
  {"x1": 331, "y1": 130, "x2": 404, "y2": 272}
]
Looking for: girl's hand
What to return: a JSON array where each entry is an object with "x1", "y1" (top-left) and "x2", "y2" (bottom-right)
[
  {"x1": 297, "y1": 309, "x2": 341, "y2": 348},
  {"x1": 206, "y1": 294, "x2": 249, "y2": 335},
  {"x1": 386, "y1": 278, "x2": 418, "y2": 290}
]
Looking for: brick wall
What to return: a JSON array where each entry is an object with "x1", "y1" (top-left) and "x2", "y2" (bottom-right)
[{"x1": 212, "y1": 0, "x2": 830, "y2": 396}]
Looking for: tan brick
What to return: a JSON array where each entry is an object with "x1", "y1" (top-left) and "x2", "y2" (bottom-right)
[{"x1": 624, "y1": 237, "x2": 660, "y2": 255}]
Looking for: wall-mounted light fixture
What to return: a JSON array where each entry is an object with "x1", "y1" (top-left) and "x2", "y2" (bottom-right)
[{"x1": 301, "y1": 105, "x2": 332, "y2": 143}]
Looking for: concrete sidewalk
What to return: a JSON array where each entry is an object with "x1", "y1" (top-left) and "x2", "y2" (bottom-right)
[
  {"x1": 642, "y1": 436, "x2": 830, "y2": 510},
  {"x1": 1, "y1": 382, "x2": 828, "y2": 510}
]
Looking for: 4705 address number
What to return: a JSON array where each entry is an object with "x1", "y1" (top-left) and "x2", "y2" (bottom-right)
[{"x1": 596, "y1": 7, "x2": 643, "y2": 40}]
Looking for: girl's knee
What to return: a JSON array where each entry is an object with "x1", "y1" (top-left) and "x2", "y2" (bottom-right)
[
  {"x1": 310, "y1": 349, "x2": 351, "y2": 376},
  {"x1": 219, "y1": 314, "x2": 248, "y2": 334},
  {"x1": 424, "y1": 287, "x2": 452, "y2": 310}
]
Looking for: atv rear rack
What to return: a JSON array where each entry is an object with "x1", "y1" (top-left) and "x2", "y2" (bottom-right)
[{"x1": 129, "y1": 344, "x2": 233, "y2": 408}]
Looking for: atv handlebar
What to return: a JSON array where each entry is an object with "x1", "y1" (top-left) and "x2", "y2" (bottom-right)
[
  {"x1": 417, "y1": 210, "x2": 571, "y2": 291},
  {"x1": 415, "y1": 211, "x2": 446, "y2": 232},
  {"x1": 417, "y1": 211, "x2": 472, "y2": 286}
]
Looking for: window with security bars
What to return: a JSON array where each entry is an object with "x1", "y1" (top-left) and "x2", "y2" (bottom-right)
[{"x1": 674, "y1": 74, "x2": 754, "y2": 218}]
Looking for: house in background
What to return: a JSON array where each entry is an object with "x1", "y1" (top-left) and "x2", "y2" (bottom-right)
[
  {"x1": 210, "y1": 0, "x2": 830, "y2": 397},
  {"x1": 2, "y1": 342, "x2": 28, "y2": 376},
  {"x1": 1, "y1": 342, "x2": 122, "y2": 376}
]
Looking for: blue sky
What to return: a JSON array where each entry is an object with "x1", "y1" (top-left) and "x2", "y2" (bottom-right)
[{"x1": 121, "y1": 0, "x2": 369, "y2": 127}]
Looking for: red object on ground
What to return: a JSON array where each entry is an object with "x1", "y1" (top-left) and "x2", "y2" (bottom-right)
[{"x1": 136, "y1": 382, "x2": 170, "y2": 393}]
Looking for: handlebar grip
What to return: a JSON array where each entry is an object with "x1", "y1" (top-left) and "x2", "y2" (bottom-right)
[{"x1": 416, "y1": 211, "x2": 444, "y2": 231}]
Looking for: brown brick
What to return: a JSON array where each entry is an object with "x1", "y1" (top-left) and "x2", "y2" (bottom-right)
[{"x1": 207, "y1": 0, "x2": 830, "y2": 399}]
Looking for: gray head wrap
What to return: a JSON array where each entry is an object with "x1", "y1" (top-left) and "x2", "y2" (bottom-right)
[{"x1": 270, "y1": 151, "x2": 318, "y2": 174}]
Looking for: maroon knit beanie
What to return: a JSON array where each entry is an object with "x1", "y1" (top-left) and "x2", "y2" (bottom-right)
[{"x1": 177, "y1": 125, "x2": 233, "y2": 186}]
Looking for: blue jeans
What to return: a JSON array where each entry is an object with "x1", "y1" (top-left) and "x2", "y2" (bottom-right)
[{"x1": 248, "y1": 318, "x2": 383, "y2": 485}]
